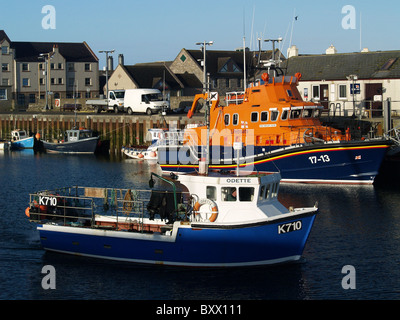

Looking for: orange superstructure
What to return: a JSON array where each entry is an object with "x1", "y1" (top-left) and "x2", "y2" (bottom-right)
[{"x1": 185, "y1": 73, "x2": 347, "y2": 148}]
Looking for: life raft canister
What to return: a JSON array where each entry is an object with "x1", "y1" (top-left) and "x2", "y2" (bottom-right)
[{"x1": 193, "y1": 198, "x2": 218, "y2": 222}]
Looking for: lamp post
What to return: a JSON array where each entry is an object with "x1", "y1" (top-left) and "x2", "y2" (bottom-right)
[
  {"x1": 99, "y1": 49, "x2": 115, "y2": 107},
  {"x1": 195, "y1": 41, "x2": 213, "y2": 93},
  {"x1": 39, "y1": 51, "x2": 54, "y2": 110},
  {"x1": 195, "y1": 41, "x2": 213, "y2": 173}
]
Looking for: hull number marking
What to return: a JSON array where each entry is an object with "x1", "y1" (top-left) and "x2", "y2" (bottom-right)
[
  {"x1": 278, "y1": 220, "x2": 302, "y2": 234},
  {"x1": 308, "y1": 155, "x2": 330, "y2": 164},
  {"x1": 39, "y1": 196, "x2": 57, "y2": 206}
]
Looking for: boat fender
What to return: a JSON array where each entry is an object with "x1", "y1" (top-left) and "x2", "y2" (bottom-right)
[
  {"x1": 25, "y1": 207, "x2": 30, "y2": 218},
  {"x1": 193, "y1": 198, "x2": 218, "y2": 222}
]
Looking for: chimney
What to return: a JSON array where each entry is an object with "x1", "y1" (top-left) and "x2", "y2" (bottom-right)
[
  {"x1": 118, "y1": 54, "x2": 124, "y2": 65},
  {"x1": 326, "y1": 44, "x2": 337, "y2": 55},
  {"x1": 107, "y1": 55, "x2": 114, "y2": 71},
  {"x1": 287, "y1": 45, "x2": 299, "y2": 58}
]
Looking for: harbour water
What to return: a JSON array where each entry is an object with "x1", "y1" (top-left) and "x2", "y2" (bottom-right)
[{"x1": 1, "y1": 150, "x2": 400, "y2": 301}]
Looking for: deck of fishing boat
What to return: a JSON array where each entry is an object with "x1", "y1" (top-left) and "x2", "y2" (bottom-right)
[{"x1": 26, "y1": 185, "x2": 191, "y2": 234}]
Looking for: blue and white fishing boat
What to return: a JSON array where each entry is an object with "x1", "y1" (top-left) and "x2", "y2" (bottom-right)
[
  {"x1": 10, "y1": 129, "x2": 34, "y2": 149},
  {"x1": 25, "y1": 169, "x2": 318, "y2": 267}
]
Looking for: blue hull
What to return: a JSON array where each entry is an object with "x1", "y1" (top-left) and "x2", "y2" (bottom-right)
[
  {"x1": 37, "y1": 213, "x2": 317, "y2": 267},
  {"x1": 10, "y1": 137, "x2": 34, "y2": 149},
  {"x1": 159, "y1": 140, "x2": 391, "y2": 184}
]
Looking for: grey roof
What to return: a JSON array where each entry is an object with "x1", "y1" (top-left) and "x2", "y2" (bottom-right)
[
  {"x1": 10, "y1": 41, "x2": 98, "y2": 62},
  {"x1": 284, "y1": 50, "x2": 400, "y2": 80},
  {"x1": 185, "y1": 49, "x2": 285, "y2": 78},
  {"x1": 122, "y1": 62, "x2": 183, "y2": 89}
]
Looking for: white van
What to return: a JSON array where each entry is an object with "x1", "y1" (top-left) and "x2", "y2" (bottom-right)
[{"x1": 123, "y1": 89, "x2": 169, "y2": 115}]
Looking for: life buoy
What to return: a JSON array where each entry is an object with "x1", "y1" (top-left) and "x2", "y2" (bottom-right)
[
  {"x1": 193, "y1": 198, "x2": 218, "y2": 222},
  {"x1": 25, "y1": 207, "x2": 30, "y2": 218}
]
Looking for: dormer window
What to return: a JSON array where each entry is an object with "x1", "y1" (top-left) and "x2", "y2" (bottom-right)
[{"x1": 219, "y1": 58, "x2": 241, "y2": 73}]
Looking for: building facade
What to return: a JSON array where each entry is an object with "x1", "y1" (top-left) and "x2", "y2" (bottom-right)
[
  {"x1": 284, "y1": 45, "x2": 400, "y2": 118},
  {"x1": 0, "y1": 30, "x2": 99, "y2": 110}
]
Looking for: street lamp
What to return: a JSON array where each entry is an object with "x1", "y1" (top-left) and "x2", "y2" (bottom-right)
[
  {"x1": 39, "y1": 51, "x2": 54, "y2": 110},
  {"x1": 195, "y1": 41, "x2": 213, "y2": 93},
  {"x1": 99, "y1": 49, "x2": 115, "y2": 107}
]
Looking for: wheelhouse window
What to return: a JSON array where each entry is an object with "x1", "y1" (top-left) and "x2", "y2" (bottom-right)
[
  {"x1": 290, "y1": 109, "x2": 301, "y2": 119},
  {"x1": 261, "y1": 111, "x2": 268, "y2": 122},
  {"x1": 206, "y1": 186, "x2": 216, "y2": 201},
  {"x1": 222, "y1": 187, "x2": 237, "y2": 202},
  {"x1": 281, "y1": 109, "x2": 289, "y2": 120},
  {"x1": 239, "y1": 187, "x2": 254, "y2": 202},
  {"x1": 251, "y1": 112, "x2": 258, "y2": 122},
  {"x1": 303, "y1": 108, "x2": 313, "y2": 118},
  {"x1": 224, "y1": 114, "x2": 230, "y2": 125},
  {"x1": 233, "y1": 113, "x2": 239, "y2": 125},
  {"x1": 270, "y1": 110, "x2": 279, "y2": 121}
]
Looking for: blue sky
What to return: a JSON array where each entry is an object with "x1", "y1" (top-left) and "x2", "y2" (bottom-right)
[{"x1": 2, "y1": 0, "x2": 399, "y2": 68}]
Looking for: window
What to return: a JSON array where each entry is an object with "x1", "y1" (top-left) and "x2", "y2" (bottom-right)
[
  {"x1": 222, "y1": 187, "x2": 237, "y2": 202},
  {"x1": 58, "y1": 78, "x2": 63, "y2": 84},
  {"x1": 68, "y1": 63, "x2": 75, "y2": 71},
  {"x1": 58, "y1": 63, "x2": 63, "y2": 69},
  {"x1": 251, "y1": 112, "x2": 258, "y2": 122},
  {"x1": 312, "y1": 85, "x2": 320, "y2": 100},
  {"x1": 270, "y1": 110, "x2": 279, "y2": 121},
  {"x1": 85, "y1": 63, "x2": 91, "y2": 71},
  {"x1": 259, "y1": 185, "x2": 265, "y2": 201},
  {"x1": 39, "y1": 78, "x2": 44, "y2": 85},
  {"x1": 265, "y1": 185, "x2": 270, "y2": 199},
  {"x1": 1, "y1": 46, "x2": 9, "y2": 54},
  {"x1": 339, "y1": 84, "x2": 347, "y2": 99},
  {"x1": 0, "y1": 89, "x2": 6, "y2": 100},
  {"x1": 286, "y1": 89, "x2": 293, "y2": 97},
  {"x1": 68, "y1": 78, "x2": 74, "y2": 86},
  {"x1": 239, "y1": 187, "x2": 254, "y2": 202},
  {"x1": 233, "y1": 113, "x2": 239, "y2": 125},
  {"x1": 2, "y1": 63, "x2": 9, "y2": 71},
  {"x1": 51, "y1": 78, "x2": 55, "y2": 85},
  {"x1": 206, "y1": 186, "x2": 216, "y2": 201},
  {"x1": 281, "y1": 109, "x2": 289, "y2": 120},
  {"x1": 261, "y1": 111, "x2": 268, "y2": 122},
  {"x1": 224, "y1": 114, "x2": 230, "y2": 125},
  {"x1": 22, "y1": 63, "x2": 29, "y2": 71},
  {"x1": 290, "y1": 109, "x2": 301, "y2": 119},
  {"x1": 2, "y1": 78, "x2": 9, "y2": 86},
  {"x1": 180, "y1": 54, "x2": 186, "y2": 62},
  {"x1": 50, "y1": 63, "x2": 55, "y2": 70},
  {"x1": 29, "y1": 94, "x2": 36, "y2": 103},
  {"x1": 22, "y1": 78, "x2": 30, "y2": 87},
  {"x1": 303, "y1": 108, "x2": 313, "y2": 118},
  {"x1": 85, "y1": 78, "x2": 91, "y2": 86},
  {"x1": 39, "y1": 63, "x2": 44, "y2": 70}
]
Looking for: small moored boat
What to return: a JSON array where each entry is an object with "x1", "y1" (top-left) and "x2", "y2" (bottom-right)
[
  {"x1": 25, "y1": 170, "x2": 318, "y2": 267},
  {"x1": 42, "y1": 128, "x2": 99, "y2": 154},
  {"x1": 10, "y1": 129, "x2": 34, "y2": 149}
]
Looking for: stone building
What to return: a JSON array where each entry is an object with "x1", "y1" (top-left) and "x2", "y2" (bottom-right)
[
  {"x1": 284, "y1": 45, "x2": 400, "y2": 118},
  {"x1": 0, "y1": 30, "x2": 99, "y2": 110}
]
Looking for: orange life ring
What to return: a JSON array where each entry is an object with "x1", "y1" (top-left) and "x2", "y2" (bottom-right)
[{"x1": 193, "y1": 199, "x2": 218, "y2": 222}]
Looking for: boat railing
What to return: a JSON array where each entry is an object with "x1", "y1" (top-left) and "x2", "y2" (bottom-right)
[
  {"x1": 27, "y1": 186, "x2": 191, "y2": 232},
  {"x1": 226, "y1": 91, "x2": 245, "y2": 105}
]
